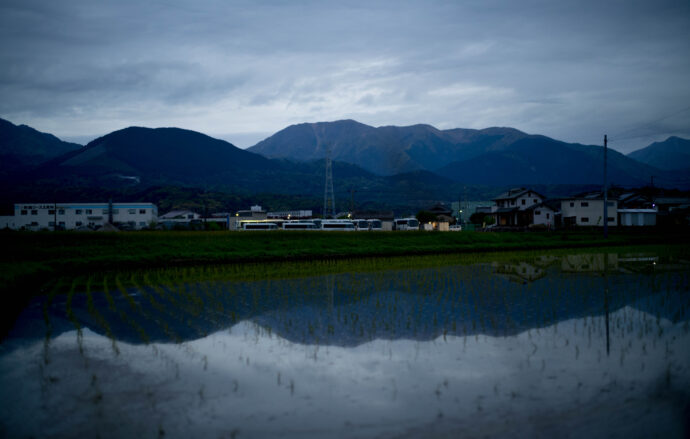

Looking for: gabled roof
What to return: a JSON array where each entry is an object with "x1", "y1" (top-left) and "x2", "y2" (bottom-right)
[
  {"x1": 527, "y1": 201, "x2": 558, "y2": 212},
  {"x1": 566, "y1": 190, "x2": 620, "y2": 201},
  {"x1": 654, "y1": 197, "x2": 690, "y2": 205},
  {"x1": 427, "y1": 203, "x2": 452, "y2": 214},
  {"x1": 493, "y1": 188, "x2": 545, "y2": 201},
  {"x1": 159, "y1": 210, "x2": 198, "y2": 219},
  {"x1": 495, "y1": 207, "x2": 519, "y2": 213}
]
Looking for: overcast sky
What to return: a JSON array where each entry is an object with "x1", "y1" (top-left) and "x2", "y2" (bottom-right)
[{"x1": 1, "y1": 0, "x2": 689, "y2": 153}]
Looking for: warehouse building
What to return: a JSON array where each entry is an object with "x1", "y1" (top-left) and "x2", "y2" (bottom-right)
[{"x1": 2, "y1": 202, "x2": 157, "y2": 231}]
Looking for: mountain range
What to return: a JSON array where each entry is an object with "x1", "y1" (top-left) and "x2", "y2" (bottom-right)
[
  {"x1": 1, "y1": 117, "x2": 688, "y2": 214},
  {"x1": 249, "y1": 120, "x2": 686, "y2": 187},
  {"x1": 0, "y1": 118, "x2": 81, "y2": 175},
  {"x1": 627, "y1": 136, "x2": 690, "y2": 171}
]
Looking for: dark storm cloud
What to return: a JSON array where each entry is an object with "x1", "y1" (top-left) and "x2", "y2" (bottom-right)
[{"x1": 1, "y1": 0, "x2": 689, "y2": 151}]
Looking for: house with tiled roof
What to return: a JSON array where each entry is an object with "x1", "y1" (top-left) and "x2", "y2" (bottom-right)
[{"x1": 491, "y1": 188, "x2": 546, "y2": 227}]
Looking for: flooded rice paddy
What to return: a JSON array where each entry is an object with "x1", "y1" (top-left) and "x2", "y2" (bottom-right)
[{"x1": 1, "y1": 249, "x2": 689, "y2": 438}]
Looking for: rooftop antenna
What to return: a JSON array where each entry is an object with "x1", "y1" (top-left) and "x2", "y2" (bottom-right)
[{"x1": 324, "y1": 144, "x2": 335, "y2": 218}]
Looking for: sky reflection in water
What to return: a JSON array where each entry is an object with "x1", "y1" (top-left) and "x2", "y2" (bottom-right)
[{"x1": 1, "y1": 251, "x2": 689, "y2": 438}]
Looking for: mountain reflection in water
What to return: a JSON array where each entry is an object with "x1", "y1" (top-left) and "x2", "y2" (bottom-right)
[{"x1": 1, "y1": 250, "x2": 689, "y2": 438}]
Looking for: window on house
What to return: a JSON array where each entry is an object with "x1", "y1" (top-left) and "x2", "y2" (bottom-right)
[
  {"x1": 546, "y1": 213, "x2": 550, "y2": 219},
  {"x1": 607, "y1": 217, "x2": 615, "y2": 222},
  {"x1": 570, "y1": 202, "x2": 574, "y2": 207},
  {"x1": 521, "y1": 199, "x2": 526, "y2": 205},
  {"x1": 75, "y1": 209, "x2": 82, "y2": 214},
  {"x1": 86, "y1": 209, "x2": 93, "y2": 214},
  {"x1": 76, "y1": 221, "x2": 82, "y2": 226},
  {"x1": 58, "y1": 209, "x2": 65, "y2": 215},
  {"x1": 30, "y1": 221, "x2": 38, "y2": 226},
  {"x1": 20, "y1": 210, "x2": 27, "y2": 215},
  {"x1": 535, "y1": 210, "x2": 541, "y2": 215},
  {"x1": 581, "y1": 202, "x2": 589, "y2": 207},
  {"x1": 139, "y1": 209, "x2": 146, "y2": 214},
  {"x1": 511, "y1": 200, "x2": 515, "y2": 206},
  {"x1": 581, "y1": 217, "x2": 589, "y2": 223},
  {"x1": 48, "y1": 209, "x2": 55, "y2": 215},
  {"x1": 59, "y1": 221, "x2": 65, "y2": 226},
  {"x1": 534, "y1": 199, "x2": 538, "y2": 203},
  {"x1": 31, "y1": 210, "x2": 37, "y2": 215},
  {"x1": 49, "y1": 221, "x2": 55, "y2": 226}
]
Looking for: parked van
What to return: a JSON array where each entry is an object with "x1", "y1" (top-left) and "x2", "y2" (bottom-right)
[{"x1": 394, "y1": 218, "x2": 419, "y2": 231}]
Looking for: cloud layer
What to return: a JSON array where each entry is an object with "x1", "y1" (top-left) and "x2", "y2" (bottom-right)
[{"x1": 1, "y1": 0, "x2": 689, "y2": 152}]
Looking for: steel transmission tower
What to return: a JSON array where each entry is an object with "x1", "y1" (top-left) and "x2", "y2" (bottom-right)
[{"x1": 323, "y1": 144, "x2": 335, "y2": 218}]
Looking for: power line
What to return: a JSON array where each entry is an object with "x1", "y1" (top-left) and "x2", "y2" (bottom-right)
[{"x1": 608, "y1": 106, "x2": 690, "y2": 143}]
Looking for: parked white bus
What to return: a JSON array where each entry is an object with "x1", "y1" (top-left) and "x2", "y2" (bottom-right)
[
  {"x1": 320, "y1": 220, "x2": 356, "y2": 231},
  {"x1": 394, "y1": 218, "x2": 419, "y2": 231},
  {"x1": 353, "y1": 219, "x2": 370, "y2": 231},
  {"x1": 282, "y1": 221, "x2": 318, "y2": 230},
  {"x1": 368, "y1": 219, "x2": 383, "y2": 231},
  {"x1": 241, "y1": 221, "x2": 279, "y2": 230}
]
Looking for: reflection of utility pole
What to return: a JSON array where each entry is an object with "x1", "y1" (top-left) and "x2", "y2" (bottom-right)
[
  {"x1": 604, "y1": 253, "x2": 610, "y2": 356},
  {"x1": 202, "y1": 195, "x2": 207, "y2": 229},
  {"x1": 327, "y1": 275, "x2": 334, "y2": 315}
]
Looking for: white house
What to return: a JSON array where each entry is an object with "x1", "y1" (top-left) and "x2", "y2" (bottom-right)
[
  {"x1": 491, "y1": 188, "x2": 546, "y2": 226},
  {"x1": 561, "y1": 195, "x2": 617, "y2": 227},
  {"x1": 529, "y1": 202, "x2": 557, "y2": 228},
  {"x1": 9, "y1": 202, "x2": 157, "y2": 230}
]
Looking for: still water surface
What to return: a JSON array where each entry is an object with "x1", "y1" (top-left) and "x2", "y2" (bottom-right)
[{"x1": 1, "y1": 250, "x2": 689, "y2": 438}]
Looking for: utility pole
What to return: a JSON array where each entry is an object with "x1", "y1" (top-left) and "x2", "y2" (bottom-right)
[
  {"x1": 603, "y1": 134, "x2": 608, "y2": 239},
  {"x1": 349, "y1": 187, "x2": 356, "y2": 215},
  {"x1": 323, "y1": 145, "x2": 335, "y2": 218}
]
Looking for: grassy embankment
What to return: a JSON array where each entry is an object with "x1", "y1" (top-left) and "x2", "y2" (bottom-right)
[{"x1": 3, "y1": 228, "x2": 689, "y2": 285}]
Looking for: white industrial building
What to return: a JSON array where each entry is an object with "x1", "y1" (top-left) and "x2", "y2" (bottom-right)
[
  {"x1": 2, "y1": 202, "x2": 157, "y2": 231},
  {"x1": 561, "y1": 197, "x2": 617, "y2": 227},
  {"x1": 618, "y1": 208, "x2": 657, "y2": 226}
]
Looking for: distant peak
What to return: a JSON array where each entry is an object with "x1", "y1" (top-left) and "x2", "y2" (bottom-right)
[{"x1": 313, "y1": 119, "x2": 370, "y2": 127}]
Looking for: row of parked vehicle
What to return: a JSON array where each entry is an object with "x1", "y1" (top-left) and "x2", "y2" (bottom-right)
[{"x1": 240, "y1": 218, "x2": 420, "y2": 231}]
